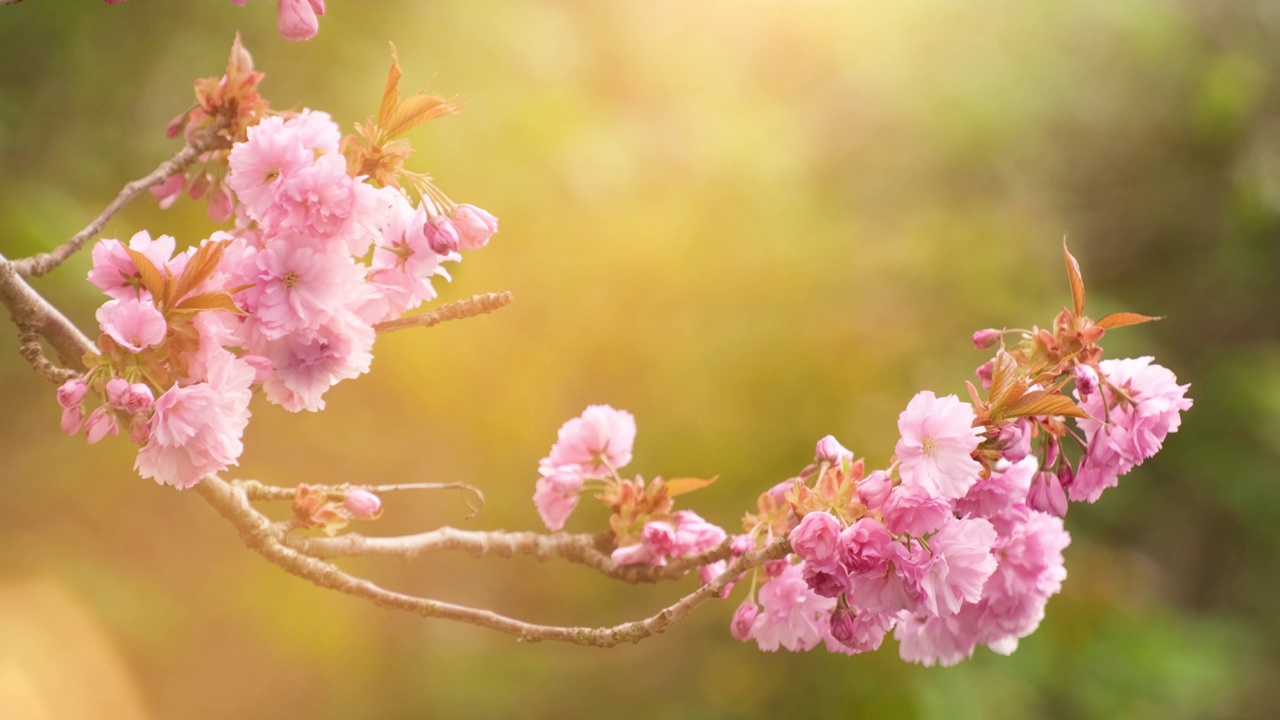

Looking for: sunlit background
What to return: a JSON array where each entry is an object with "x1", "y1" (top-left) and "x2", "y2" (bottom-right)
[{"x1": 1, "y1": 1, "x2": 1277, "y2": 717}]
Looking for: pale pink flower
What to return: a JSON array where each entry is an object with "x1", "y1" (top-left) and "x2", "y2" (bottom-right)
[
  {"x1": 364, "y1": 198, "x2": 456, "y2": 322},
  {"x1": 894, "y1": 608, "x2": 981, "y2": 667},
  {"x1": 273, "y1": 154, "x2": 390, "y2": 256},
  {"x1": 238, "y1": 239, "x2": 363, "y2": 339},
  {"x1": 135, "y1": 355, "x2": 253, "y2": 490},
  {"x1": 881, "y1": 484, "x2": 952, "y2": 536},
  {"x1": 88, "y1": 231, "x2": 177, "y2": 300},
  {"x1": 1072, "y1": 357, "x2": 1192, "y2": 503},
  {"x1": 85, "y1": 407, "x2": 119, "y2": 444},
  {"x1": 60, "y1": 406, "x2": 83, "y2": 435},
  {"x1": 284, "y1": 109, "x2": 341, "y2": 155},
  {"x1": 789, "y1": 511, "x2": 844, "y2": 571},
  {"x1": 257, "y1": 310, "x2": 375, "y2": 413},
  {"x1": 856, "y1": 469, "x2": 892, "y2": 509},
  {"x1": 533, "y1": 465, "x2": 583, "y2": 531},
  {"x1": 917, "y1": 518, "x2": 997, "y2": 617},
  {"x1": 452, "y1": 204, "x2": 498, "y2": 251},
  {"x1": 750, "y1": 563, "x2": 837, "y2": 652},
  {"x1": 955, "y1": 456, "x2": 1038, "y2": 519},
  {"x1": 96, "y1": 298, "x2": 167, "y2": 352},
  {"x1": 671, "y1": 510, "x2": 726, "y2": 555},
  {"x1": 541, "y1": 404, "x2": 637, "y2": 477},
  {"x1": 895, "y1": 391, "x2": 983, "y2": 499},
  {"x1": 976, "y1": 510, "x2": 1069, "y2": 643},
  {"x1": 227, "y1": 116, "x2": 312, "y2": 221}
]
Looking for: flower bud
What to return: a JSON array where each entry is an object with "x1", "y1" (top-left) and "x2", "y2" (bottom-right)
[
  {"x1": 642, "y1": 521, "x2": 678, "y2": 557},
  {"x1": 856, "y1": 470, "x2": 892, "y2": 509},
  {"x1": 451, "y1": 204, "x2": 499, "y2": 251},
  {"x1": 1044, "y1": 436, "x2": 1060, "y2": 468},
  {"x1": 1074, "y1": 364, "x2": 1099, "y2": 399},
  {"x1": 730, "y1": 534, "x2": 755, "y2": 557},
  {"x1": 343, "y1": 489, "x2": 383, "y2": 519},
  {"x1": 789, "y1": 511, "x2": 843, "y2": 569},
  {"x1": 730, "y1": 599, "x2": 759, "y2": 642},
  {"x1": 130, "y1": 415, "x2": 152, "y2": 444},
  {"x1": 975, "y1": 360, "x2": 994, "y2": 390},
  {"x1": 829, "y1": 606, "x2": 857, "y2": 647},
  {"x1": 85, "y1": 407, "x2": 119, "y2": 444},
  {"x1": 971, "y1": 328, "x2": 1001, "y2": 349},
  {"x1": 121, "y1": 383, "x2": 155, "y2": 415},
  {"x1": 60, "y1": 406, "x2": 83, "y2": 435},
  {"x1": 1027, "y1": 471, "x2": 1068, "y2": 517},
  {"x1": 57, "y1": 378, "x2": 87, "y2": 409},
  {"x1": 423, "y1": 214, "x2": 461, "y2": 255},
  {"x1": 814, "y1": 434, "x2": 853, "y2": 465},
  {"x1": 105, "y1": 377, "x2": 130, "y2": 409},
  {"x1": 277, "y1": 0, "x2": 321, "y2": 41}
]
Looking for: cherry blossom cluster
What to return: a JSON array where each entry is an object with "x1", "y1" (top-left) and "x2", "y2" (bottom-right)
[
  {"x1": 536, "y1": 250, "x2": 1191, "y2": 666},
  {"x1": 106, "y1": 0, "x2": 328, "y2": 42},
  {"x1": 534, "y1": 405, "x2": 729, "y2": 581},
  {"x1": 55, "y1": 45, "x2": 497, "y2": 492}
]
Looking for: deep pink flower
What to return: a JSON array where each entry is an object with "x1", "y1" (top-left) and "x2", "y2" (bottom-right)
[
  {"x1": 789, "y1": 511, "x2": 844, "y2": 570},
  {"x1": 730, "y1": 600, "x2": 760, "y2": 642},
  {"x1": 750, "y1": 563, "x2": 837, "y2": 652},
  {"x1": 848, "y1": 540, "x2": 923, "y2": 615},
  {"x1": 57, "y1": 378, "x2": 87, "y2": 409},
  {"x1": 971, "y1": 328, "x2": 1001, "y2": 349},
  {"x1": 424, "y1": 214, "x2": 461, "y2": 255},
  {"x1": 840, "y1": 518, "x2": 893, "y2": 574},
  {"x1": 802, "y1": 564, "x2": 851, "y2": 598},
  {"x1": 540, "y1": 405, "x2": 637, "y2": 477},
  {"x1": 917, "y1": 518, "x2": 997, "y2": 617},
  {"x1": 826, "y1": 608, "x2": 894, "y2": 655},
  {"x1": 96, "y1": 298, "x2": 167, "y2": 352},
  {"x1": 895, "y1": 391, "x2": 983, "y2": 500}
]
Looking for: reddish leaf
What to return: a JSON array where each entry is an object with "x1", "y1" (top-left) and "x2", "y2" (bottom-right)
[
  {"x1": 664, "y1": 475, "x2": 719, "y2": 498},
  {"x1": 173, "y1": 291, "x2": 246, "y2": 315},
  {"x1": 169, "y1": 240, "x2": 228, "y2": 304},
  {"x1": 1063, "y1": 239, "x2": 1085, "y2": 316},
  {"x1": 376, "y1": 43, "x2": 463, "y2": 142},
  {"x1": 122, "y1": 246, "x2": 166, "y2": 300},
  {"x1": 1002, "y1": 391, "x2": 1089, "y2": 419},
  {"x1": 987, "y1": 350, "x2": 1020, "y2": 406},
  {"x1": 1096, "y1": 312, "x2": 1163, "y2": 330}
]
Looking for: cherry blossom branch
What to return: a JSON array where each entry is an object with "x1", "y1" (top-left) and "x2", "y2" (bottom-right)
[
  {"x1": 373, "y1": 291, "x2": 513, "y2": 334},
  {"x1": 0, "y1": 251, "x2": 96, "y2": 373},
  {"x1": 0, "y1": 253, "x2": 765, "y2": 644},
  {"x1": 10, "y1": 128, "x2": 229, "y2": 279}
]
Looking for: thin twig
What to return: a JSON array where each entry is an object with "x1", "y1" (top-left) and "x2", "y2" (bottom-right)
[
  {"x1": 374, "y1": 292, "x2": 513, "y2": 334},
  {"x1": 11, "y1": 129, "x2": 227, "y2": 279}
]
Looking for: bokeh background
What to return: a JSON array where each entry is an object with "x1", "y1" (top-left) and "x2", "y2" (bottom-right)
[{"x1": 1, "y1": 0, "x2": 1277, "y2": 717}]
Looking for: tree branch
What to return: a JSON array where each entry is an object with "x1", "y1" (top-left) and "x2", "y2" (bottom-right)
[
  {"x1": 10, "y1": 130, "x2": 228, "y2": 279},
  {"x1": 0, "y1": 252, "x2": 96, "y2": 377}
]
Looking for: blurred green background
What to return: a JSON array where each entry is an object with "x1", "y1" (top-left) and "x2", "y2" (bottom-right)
[{"x1": 1, "y1": 0, "x2": 1277, "y2": 718}]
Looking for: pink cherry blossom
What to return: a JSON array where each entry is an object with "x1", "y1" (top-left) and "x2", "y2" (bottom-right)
[
  {"x1": 917, "y1": 517, "x2": 997, "y2": 617},
  {"x1": 285, "y1": 109, "x2": 341, "y2": 155},
  {"x1": 343, "y1": 489, "x2": 383, "y2": 520},
  {"x1": 894, "y1": 608, "x2": 981, "y2": 667},
  {"x1": 750, "y1": 563, "x2": 837, "y2": 652},
  {"x1": 533, "y1": 465, "x2": 583, "y2": 531},
  {"x1": 540, "y1": 404, "x2": 637, "y2": 477},
  {"x1": 96, "y1": 298, "x2": 167, "y2": 352},
  {"x1": 227, "y1": 115, "x2": 312, "y2": 222},
  {"x1": 60, "y1": 406, "x2": 84, "y2": 435},
  {"x1": 813, "y1": 434, "x2": 853, "y2": 465},
  {"x1": 790, "y1": 511, "x2": 844, "y2": 571},
  {"x1": 1072, "y1": 357, "x2": 1192, "y2": 502},
  {"x1": 730, "y1": 600, "x2": 759, "y2": 642},
  {"x1": 955, "y1": 456, "x2": 1038, "y2": 519},
  {"x1": 273, "y1": 154, "x2": 391, "y2": 257},
  {"x1": 1026, "y1": 470, "x2": 1068, "y2": 517},
  {"x1": 85, "y1": 407, "x2": 119, "y2": 444},
  {"x1": 881, "y1": 484, "x2": 952, "y2": 536},
  {"x1": 88, "y1": 231, "x2": 177, "y2": 300},
  {"x1": 57, "y1": 378, "x2": 87, "y2": 409},
  {"x1": 278, "y1": 0, "x2": 324, "y2": 41},
  {"x1": 826, "y1": 608, "x2": 894, "y2": 654},
  {"x1": 424, "y1": 214, "x2": 461, "y2": 255},
  {"x1": 452, "y1": 204, "x2": 498, "y2": 251},
  {"x1": 975, "y1": 510, "x2": 1069, "y2": 644},
  {"x1": 237, "y1": 239, "x2": 363, "y2": 339},
  {"x1": 256, "y1": 310, "x2": 375, "y2": 413},
  {"x1": 895, "y1": 391, "x2": 983, "y2": 500},
  {"x1": 856, "y1": 469, "x2": 892, "y2": 508}
]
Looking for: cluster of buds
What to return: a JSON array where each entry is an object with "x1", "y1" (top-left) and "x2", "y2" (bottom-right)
[{"x1": 54, "y1": 39, "x2": 498, "y2": 491}]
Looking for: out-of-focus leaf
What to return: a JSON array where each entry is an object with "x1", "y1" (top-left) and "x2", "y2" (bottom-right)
[
  {"x1": 1064, "y1": 239, "x2": 1086, "y2": 316},
  {"x1": 1096, "y1": 312, "x2": 1163, "y2": 330},
  {"x1": 664, "y1": 475, "x2": 718, "y2": 497}
]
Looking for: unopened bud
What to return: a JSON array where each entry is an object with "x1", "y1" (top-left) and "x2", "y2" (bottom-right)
[
  {"x1": 814, "y1": 434, "x2": 853, "y2": 465},
  {"x1": 1027, "y1": 471, "x2": 1068, "y2": 517},
  {"x1": 85, "y1": 407, "x2": 119, "y2": 444},
  {"x1": 972, "y1": 328, "x2": 1002, "y2": 349},
  {"x1": 60, "y1": 406, "x2": 83, "y2": 436},
  {"x1": 343, "y1": 489, "x2": 383, "y2": 520},
  {"x1": 129, "y1": 415, "x2": 152, "y2": 444},
  {"x1": 277, "y1": 0, "x2": 321, "y2": 41},
  {"x1": 829, "y1": 606, "x2": 857, "y2": 647},
  {"x1": 105, "y1": 377, "x2": 130, "y2": 410},
  {"x1": 452, "y1": 204, "x2": 499, "y2": 251},
  {"x1": 423, "y1": 214, "x2": 461, "y2": 255},
  {"x1": 856, "y1": 470, "x2": 892, "y2": 509},
  {"x1": 1074, "y1": 364, "x2": 1099, "y2": 399},
  {"x1": 57, "y1": 378, "x2": 87, "y2": 409},
  {"x1": 975, "y1": 360, "x2": 994, "y2": 390},
  {"x1": 730, "y1": 599, "x2": 759, "y2": 642}
]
